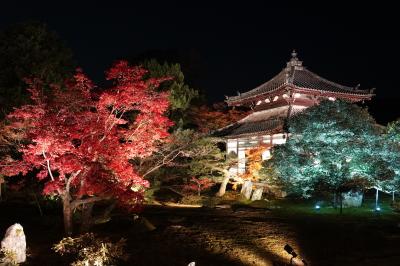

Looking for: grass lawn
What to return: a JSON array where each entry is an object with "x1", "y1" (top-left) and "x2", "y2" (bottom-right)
[{"x1": 230, "y1": 191, "x2": 400, "y2": 265}]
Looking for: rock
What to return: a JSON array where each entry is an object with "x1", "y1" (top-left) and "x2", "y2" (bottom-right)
[
  {"x1": 188, "y1": 262, "x2": 195, "y2": 266},
  {"x1": 342, "y1": 190, "x2": 363, "y2": 207},
  {"x1": 241, "y1": 180, "x2": 253, "y2": 199},
  {"x1": 215, "y1": 204, "x2": 231, "y2": 209},
  {"x1": 266, "y1": 185, "x2": 287, "y2": 198},
  {"x1": 1, "y1": 223, "x2": 26, "y2": 264},
  {"x1": 251, "y1": 187, "x2": 263, "y2": 201}
]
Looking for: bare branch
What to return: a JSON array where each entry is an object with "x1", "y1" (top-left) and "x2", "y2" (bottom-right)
[
  {"x1": 71, "y1": 196, "x2": 107, "y2": 209},
  {"x1": 42, "y1": 150, "x2": 55, "y2": 181}
]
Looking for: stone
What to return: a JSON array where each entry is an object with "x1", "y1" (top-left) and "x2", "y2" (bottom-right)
[
  {"x1": 188, "y1": 262, "x2": 195, "y2": 266},
  {"x1": 241, "y1": 180, "x2": 253, "y2": 199},
  {"x1": 1, "y1": 223, "x2": 26, "y2": 264},
  {"x1": 251, "y1": 187, "x2": 263, "y2": 201},
  {"x1": 342, "y1": 190, "x2": 363, "y2": 207}
]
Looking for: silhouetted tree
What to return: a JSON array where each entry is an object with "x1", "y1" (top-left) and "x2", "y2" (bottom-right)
[{"x1": 0, "y1": 21, "x2": 74, "y2": 117}]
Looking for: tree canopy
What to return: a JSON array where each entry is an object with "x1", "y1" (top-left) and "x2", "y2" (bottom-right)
[
  {"x1": 141, "y1": 59, "x2": 198, "y2": 129},
  {"x1": 265, "y1": 100, "x2": 396, "y2": 197},
  {"x1": 0, "y1": 61, "x2": 172, "y2": 234}
]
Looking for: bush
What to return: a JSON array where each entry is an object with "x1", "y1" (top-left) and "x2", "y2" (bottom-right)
[
  {"x1": 391, "y1": 201, "x2": 400, "y2": 212},
  {"x1": 220, "y1": 191, "x2": 242, "y2": 202},
  {"x1": 0, "y1": 247, "x2": 18, "y2": 265},
  {"x1": 53, "y1": 233, "x2": 128, "y2": 266},
  {"x1": 180, "y1": 195, "x2": 203, "y2": 205}
]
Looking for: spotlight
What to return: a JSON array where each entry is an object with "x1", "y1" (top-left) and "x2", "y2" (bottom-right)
[
  {"x1": 284, "y1": 244, "x2": 309, "y2": 265},
  {"x1": 375, "y1": 206, "x2": 381, "y2": 211},
  {"x1": 284, "y1": 244, "x2": 297, "y2": 258},
  {"x1": 315, "y1": 204, "x2": 321, "y2": 210}
]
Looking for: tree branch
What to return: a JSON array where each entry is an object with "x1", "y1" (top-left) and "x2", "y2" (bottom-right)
[
  {"x1": 71, "y1": 196, "x2": 106, "y2": 209},
  {"x1": 65, "y1": 170, "x2": 82, "y2": 194},
  {"x1": 42, "y1": 150, "x2": 55, "y2": 181}
]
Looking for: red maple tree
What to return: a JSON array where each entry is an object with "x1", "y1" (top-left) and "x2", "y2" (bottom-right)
[
  {"x1": 183, "y1": 176, "x2": 214, "y2": 196},
  {"x1": 0, "y1": 61, "x2": 173, "y2": 234}
]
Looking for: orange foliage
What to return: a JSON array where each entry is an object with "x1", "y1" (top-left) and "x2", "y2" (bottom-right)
[
  {"x1": 240, "y1": 145, "x2": 271, "y2": 181},
  {"x1": 190, "y1": 103, "x2": 249, "y2": 133}
]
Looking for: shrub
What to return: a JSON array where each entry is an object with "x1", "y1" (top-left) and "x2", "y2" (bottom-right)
[
  {"x1": 180, "y1": 195, "x2": 203, "y2": 205},
  {"x1": 0, "y1": 247, "x2": 18, "y2": 265},
  {"x1": 53, "y1": 233, "x2": 128, "y2": 266},
  {"x1": 391, "y1": 201, "x2": 400, "y2": 212}
]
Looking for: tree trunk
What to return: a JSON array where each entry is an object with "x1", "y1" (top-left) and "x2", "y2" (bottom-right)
[
  {"x1": 80, "y1": 202, "x2": 94, "y2": 233},
  {"x1": 393, "y1": 191, "x2": 395, "y2": 203},
  {"x1": 339, "y1": 192, "x2": 343, "y2": 214},
  {"x1": 31, "y1": 189, "x2": 43, "y2": 216},
  {"x1": 216, "y1": 176, "x2": 230, "y2": 197},
  {"x1": 62, "y1": 194, "x2": 73, "y2": 236},
  {"x1": 375, "y1": 188, "x2": 379, "y2": 209},
  {"x1": 333, "y1": 191, "x2": 337, "y2": 209}
]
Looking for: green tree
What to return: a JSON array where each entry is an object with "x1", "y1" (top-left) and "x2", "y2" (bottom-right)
[
  {"x1": 142, "y1": 59, "x2": 198, "y2": 128},
  {"x1": 383, "y1": 120, "x2": 400, "y2": 201},
  {"x1": 0, "y1": 21, "x2": 74, "y2": 117},
  {"x1": 266, "y1": 100, "x2": 391, "y2": 202}
]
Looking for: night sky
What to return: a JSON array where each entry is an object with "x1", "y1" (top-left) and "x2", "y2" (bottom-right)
[{"x1": 1, "y1": 1, "x2": 399, "y2": 124}]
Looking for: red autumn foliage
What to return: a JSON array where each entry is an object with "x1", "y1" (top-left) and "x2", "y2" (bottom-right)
[
  {"x1": 183, "y1": 176, "x2": 214, "y2": 196},
  {"x1": 190, "y1": 103, "x2": 249, "y2": 133},
  {"x1": 0, "y1": 61, "x2": 173, "y2": 212}
]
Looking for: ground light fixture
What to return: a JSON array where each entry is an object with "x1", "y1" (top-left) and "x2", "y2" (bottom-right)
[
  {"x1": 284, "y1": 244, "x2": 297, "y2": 258},
  {"x1": 375, "y1": 206, "x2": 381, "y2": 212},
  {"x1": 315, "y1": 204, "x2": 321, "y2": 210},
  {"x1": 284, "y1": 244, "x2": 308, "y2": 265}
]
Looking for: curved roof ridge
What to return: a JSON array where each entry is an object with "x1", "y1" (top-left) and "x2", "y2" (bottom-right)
[
  {"x1": 299, "y1": 68, "x2": 355, "y2": 91},
  {"x1": 228, "y1": 69, "x2": 287, "y2": 102}
]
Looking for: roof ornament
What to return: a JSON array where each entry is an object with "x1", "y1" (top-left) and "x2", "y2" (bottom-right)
[
  {"x1": 286, "y1": 49, "x2": 303, "y2": 69},
  {"x1": 291, "y1": 49, "x2": 298, "y2": 60}
]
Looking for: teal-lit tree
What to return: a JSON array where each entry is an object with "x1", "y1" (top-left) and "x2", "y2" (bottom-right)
[
  {"x1": 382, "y1": 120, "x2": 400, "y2": 202},
  {"x1": 266, "y1": 100, "x2": 394, "y2": 209}
]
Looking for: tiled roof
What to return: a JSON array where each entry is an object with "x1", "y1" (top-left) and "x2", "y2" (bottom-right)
[
  {"x1": 227, "y1": 51, "x2": 373, "y2": 105},
  {"x1": 214, "y1": 118, "x2": 284, "y2": 138}
]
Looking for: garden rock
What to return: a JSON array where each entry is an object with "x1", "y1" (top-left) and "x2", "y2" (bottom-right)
[
  {"x1": 342, "y1": 191, "x2": 363, "y2": 207},
  {"x1": 241, "y1": 180, "x2": 253, "y2": 199},
  {"x1": 1, "y1": 223, "x2": 26, "y2": 263},
  {"x1": 251, "y1": 187, "x2": 263, "y2": 201}
]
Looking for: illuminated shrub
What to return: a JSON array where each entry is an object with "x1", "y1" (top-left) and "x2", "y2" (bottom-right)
[{"x1": 53, "y1": 233, "x2": 128, "y2": 266}]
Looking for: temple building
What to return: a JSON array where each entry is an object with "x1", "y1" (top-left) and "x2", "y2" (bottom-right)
[{"x1": 217, "y1": 51, "x2": 374, "y2": 174}]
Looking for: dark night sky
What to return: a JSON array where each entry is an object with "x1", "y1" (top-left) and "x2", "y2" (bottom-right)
[{"x1": 1, "y1": 1, "x2": 399, "y2": 124}]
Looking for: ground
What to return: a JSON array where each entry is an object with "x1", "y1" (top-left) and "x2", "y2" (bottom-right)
[{"x1": 1, "y1": 192, "x2": 400, "y2": 265}]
